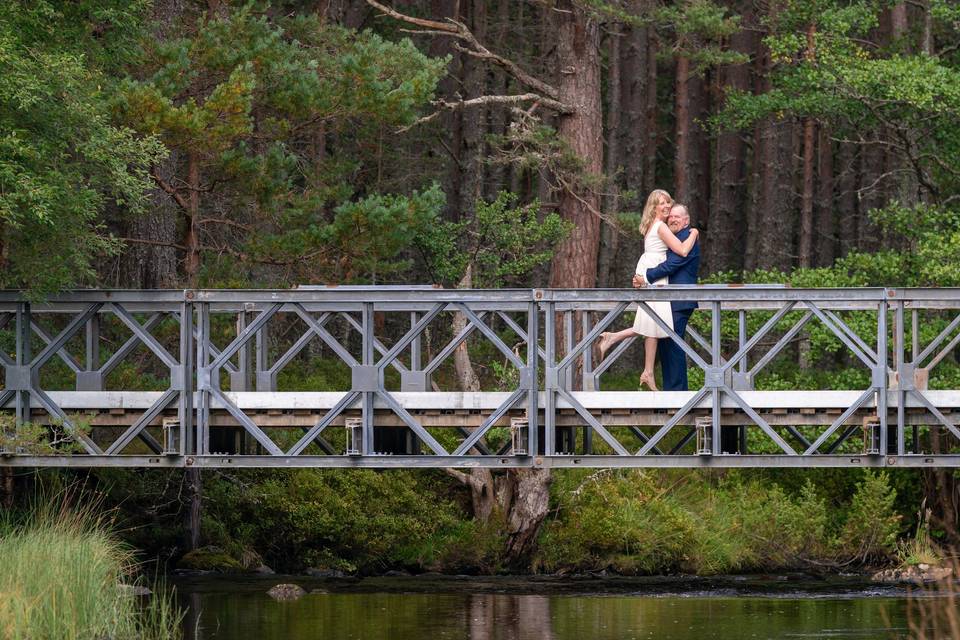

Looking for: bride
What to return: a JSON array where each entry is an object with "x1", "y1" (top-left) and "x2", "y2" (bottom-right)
[{"x1": 598, "y1": 189, "x2": 698, "y2": 391}]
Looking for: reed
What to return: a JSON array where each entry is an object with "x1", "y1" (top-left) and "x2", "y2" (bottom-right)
[
  {"x1": 0, "y1": 496, "x2": 181, "y2": 640},
  {"x1": 906, "y1": 552, "x2": 960, "y2": 640}
]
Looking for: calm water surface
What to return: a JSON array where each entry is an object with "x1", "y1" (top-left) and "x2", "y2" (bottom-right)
[{"x1": 173, "y1": 575, "x2": 932, "y2": 640}]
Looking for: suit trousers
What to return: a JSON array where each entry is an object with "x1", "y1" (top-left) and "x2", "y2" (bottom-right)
[{"x1": 657, "y1": 308, "x2": 693, "y2": 391}]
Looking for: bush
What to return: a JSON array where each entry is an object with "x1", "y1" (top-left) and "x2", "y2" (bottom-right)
[
  {"x1": 536, "y1": 470, "x2": 835, "y2": 575},
  {"x1": 836, "y1": 471, "x2": 901, "y2": 563}
]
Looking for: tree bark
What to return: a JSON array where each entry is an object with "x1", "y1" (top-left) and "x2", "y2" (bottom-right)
[
  {"x1": 456, "y1": 0, "x2": 488, "y2": 220},
  {"x1": 836, "y1": 141, "x2": 859, "y2": 257},
  {"x1": 503, "y1": 468, "x2": 552, "y2": 565},
  {"x1": 548, "y1": 1, "x2": 603, "y2": 290},
  {"x1": 118, "y1": 154, "x2": 180, "y2": 288},
  {"x1": 484, "y1": 0, "x2": 511, "y2": 200},
  {"x1": 452, "y1": 264, "x2": 481, "y2": 392},
  {"x1": 799, "y1": 25, "x2": 817, "y2": 269},
  {"x1": 816, "y1": 125, "x2": 836, "y2": 265},
  {"x1": 643, "y1": 28, "x2": 658, "y2": 197},
  {"x1": 183, "y1": 152, "x2": 201, "y2": 286},
  {"x1": 674, "y1": 55, "x2": 691, "y2": 206},
  {"x1": 857, "y1": 142, "x2": 884, "y2": 252},
  {"x1": 707, "y1": 27, "x2": 751, "y2": 274},
  {"x1": 184, "y1": 467, "x2": 202, "y2": 551},
  {"x1": 597, "y1": 30, "x2": 622, "y2": 289}
]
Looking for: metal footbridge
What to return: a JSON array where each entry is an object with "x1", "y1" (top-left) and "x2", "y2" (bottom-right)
[{"x1": 2, "y1": 287, "x2": 959, "y2": 468}]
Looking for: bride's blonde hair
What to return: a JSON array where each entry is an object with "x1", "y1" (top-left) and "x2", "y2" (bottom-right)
[{"x1": 639, "y1": 189, "x2": 672, "y2": 235}]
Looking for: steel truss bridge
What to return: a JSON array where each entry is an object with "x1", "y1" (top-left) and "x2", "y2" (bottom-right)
[{"x1": 1, "y1": 287, "x2": 960, "y2": 469}]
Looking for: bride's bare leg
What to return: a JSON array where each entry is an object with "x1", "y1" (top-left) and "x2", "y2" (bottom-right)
[
  {"x1": 640, "y1": 337, "x2": 659, "y2": 391},
  {"x1": 598, "y1": 328, "x2": 639, "y2": 358}
]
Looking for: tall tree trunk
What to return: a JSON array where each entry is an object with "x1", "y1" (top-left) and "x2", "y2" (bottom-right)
[
  {"x1": 799, "y1": 25, "x2": 817, "y2": 269},
  {"x1": 431, "y1": 0, "x2": 464, "y2": 222},
  {"x1": 857, "y1": 142, "x2": 884, "y2": 252},
  {"x1": 836, "y1": 141, "x2": 859, "y2": 256},
  {"x1": 457, "y1": 0, "x2": 488, "y2": 219},
  {"x1": 756, "y1": 119, "x2": 796, "y2": 270},
  {"x1": 184, "y1": 467, "x2": 202, "y2": 551},
  {"x1": 548, "y1": 1, "x2": 603, "y2": 290},
  {"x1": 689, "y1": 71, "x2": 712, "y2": 223},
  {"x1": 816, "y1": 126, "x2": 836, "y2": 265},
  {"x1": 744, "y1": 29, "x2": 770, "y2": 272},
  {"x1": 484, "y1": 0, "x2": 511, "y2": 200},
  {"x1": 183, "y1": 152, "x2": 201, "y2": 286},
  {"x1": 707, "y1": 27, "x2": 751, "y2": 274},
  {"x1": 597, "y1": 30, "x2": 622, "y2": 289},
  {"x1": 673, "y1": 55, "x2": 691, "y2": 205},
  {"x1": 643, "y1": 28, "x2": 658, "y2": 196}
]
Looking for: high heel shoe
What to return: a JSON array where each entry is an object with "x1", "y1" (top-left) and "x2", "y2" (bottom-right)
[
  {"x1": 598, "y1": 332, "x2": 614, "y2": 359},
  {"x1": 639, "y1": 371, "x2": 658, "y2": 392}
]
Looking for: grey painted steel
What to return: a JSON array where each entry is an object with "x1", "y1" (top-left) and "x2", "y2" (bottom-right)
[{"x1": 2, "y1": 287, "x2": 960, "y2": 468}]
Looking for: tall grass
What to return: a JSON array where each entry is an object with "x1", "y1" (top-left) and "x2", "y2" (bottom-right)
[
  {"x1": 906, "y1": 552, "x2": 960, "y2": 640},
  {"x1": 0, "y1": 499, "x2": 181, "y2": 640}
]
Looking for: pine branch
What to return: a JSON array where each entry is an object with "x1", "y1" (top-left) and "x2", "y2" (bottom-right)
[
  {"x1": 400, "y1": 93, "x2": 573, "y2": 132},
  {"x1": 150, "y1": 170, "x2": 191, "y2": 212}
]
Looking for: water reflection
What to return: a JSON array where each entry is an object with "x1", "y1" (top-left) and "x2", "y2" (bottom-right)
[
  {"x1": 467, "y1": 595, "x2": 555, "y2": 640},
  {"x1": 175, "y1": 579, "x2": 916, "y2": 640}
]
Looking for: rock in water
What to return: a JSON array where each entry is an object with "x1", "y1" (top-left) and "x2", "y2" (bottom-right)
[
  {"x1": 872, "y1": 565, "x2": 953, "y2": 584},
  {"x1": 267, "y1": 584, "x2": 307, "y2": 601},
  {"x1": 117, "y1": 584, "x2": 152, "y2": 597}
]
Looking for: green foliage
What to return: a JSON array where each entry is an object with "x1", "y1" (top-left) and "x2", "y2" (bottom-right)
[
  {"x1": 190, "y1": 469, "x2": 471, "y2": 573},
  {"x1": 538, "y1": 470, "x2": 909, "y2": 575},
  {"x1": 537, "y1": 470, "x2": 842, "y2": 575},
  {"x1": 117, "y1": 5, "x2": 449, "y2": 285},
  {"x1": 418, "y1": 191, "x2": 571, "y2": 287},
  {"x1": 0, "y1": 0, "x2": 164, "y2": 296},
  {"x1": 0, "y1": 417, "x2": 92, "y2": 455},
  {"x1": 714, "y1": 0, "x2": 960, "y2": 210},
  {"x1": 656, "y1": 0, "x2": 747, "y2": 71},
  {"x1": 837, "y1": 472, "x2": 901, "y2": 562}
]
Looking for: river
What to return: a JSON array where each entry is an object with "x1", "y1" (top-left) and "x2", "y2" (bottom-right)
[{"x1": 172, "y1": 574, "x2": 942, "y2": 639}]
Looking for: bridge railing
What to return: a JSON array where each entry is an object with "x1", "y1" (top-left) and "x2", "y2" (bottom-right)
[{"x1": 1, "y1": 287, "x2": 959, "y2": 467}]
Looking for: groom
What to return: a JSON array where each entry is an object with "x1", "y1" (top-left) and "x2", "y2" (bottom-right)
[{"x1": 632, "y1": 204, "x2": 701, "y2": 391}]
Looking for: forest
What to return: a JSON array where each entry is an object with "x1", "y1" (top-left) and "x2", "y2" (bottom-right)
[{"x1": 2, "y1": 0, "x2": 960, "y2": 579}]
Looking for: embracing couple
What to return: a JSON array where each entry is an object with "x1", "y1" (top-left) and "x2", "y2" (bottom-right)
[{"x1": 597, "y1": 189, "x2": 701, "y2": 392}]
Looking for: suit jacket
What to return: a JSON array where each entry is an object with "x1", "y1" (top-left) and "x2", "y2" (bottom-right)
[{"x1": 644, "y1": 226, "x2": 700, "y2": 313}]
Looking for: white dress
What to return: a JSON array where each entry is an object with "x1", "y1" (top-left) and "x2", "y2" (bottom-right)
[{"x1": 632, "y1": 219, "x2": 674, "y2": 337}]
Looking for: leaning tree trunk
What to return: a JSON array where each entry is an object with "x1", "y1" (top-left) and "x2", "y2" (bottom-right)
[
  {"x1": 452, "y1": 265, "x2": 481, "y2": 392},
  {"x1": 503, "y1": 468, "x2": 553, "y2": 565}
]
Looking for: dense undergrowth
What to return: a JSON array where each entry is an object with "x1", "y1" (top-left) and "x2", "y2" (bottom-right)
[{"x1": 28, "y1": 462, "x2": 917, "y2": 578}]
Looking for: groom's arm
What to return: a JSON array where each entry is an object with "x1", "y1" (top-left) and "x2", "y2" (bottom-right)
[{"x1": 645, "y1": 230, "x2": 697, "y2": 282}]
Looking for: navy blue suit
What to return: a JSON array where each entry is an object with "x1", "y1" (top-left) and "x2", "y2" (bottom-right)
[{"x1": 644, "y1": 227, "x2": 700, "y2": 391}]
